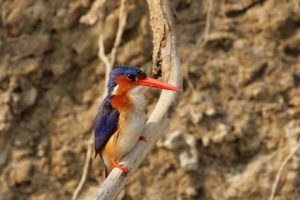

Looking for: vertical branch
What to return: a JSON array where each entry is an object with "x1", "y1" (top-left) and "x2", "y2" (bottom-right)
[
  {"x1": 110, "y1": 0, "x2": 128, "y2": 66},
  {"x1": 71, "y1": 136, "x2": 93, "y2": 200},
  {"x1": 98, "y1": 0, "x2": 127, "y2": 94},
  {"x1": 98, "y1": 33, "x2": 112, "y2": 91},
  {"x1": 91, "y1": 0, "x2": 182, "y2": 199}
]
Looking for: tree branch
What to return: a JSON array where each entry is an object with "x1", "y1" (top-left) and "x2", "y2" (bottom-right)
[{"x1": 91, "y1": 0, "x2": 182, "y2": 199}]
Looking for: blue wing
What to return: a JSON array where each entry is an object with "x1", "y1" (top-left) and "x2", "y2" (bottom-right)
[{"x1": 93, "y1": 97, "x2": 119, "y2": 157}]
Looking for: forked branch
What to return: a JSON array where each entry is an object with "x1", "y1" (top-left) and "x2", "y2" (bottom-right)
[
  {"x1": 72, "y1": 1, "x2": 128, "y2": 199},
  {"x1": 91, "y1": 0, "x2": 182, "y2": 199}
]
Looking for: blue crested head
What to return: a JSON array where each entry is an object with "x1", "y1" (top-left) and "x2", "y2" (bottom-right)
[{"x1": 107, "y1": 65, "x2": 146, "y2": 95}]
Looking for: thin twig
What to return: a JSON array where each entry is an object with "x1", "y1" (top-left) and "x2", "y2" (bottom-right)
[
  {"x1": 91, "y1": 0, "x2": 182, "y2": 199},
  {"x1": 98, "y1": 0, "x2": 127, "y2": 92},
  {"x1": 72, "y1": 135, "x2": 93, "y2": 200},
  {"x1": 269, "y1": 143, "x2": 300, "y2": 200},
  {"x1": 110, "y1": 0, "x2": 128, "y2": 66},
  {"x1": 98, "y1": 33, "x2": 112, "y2": 87}
]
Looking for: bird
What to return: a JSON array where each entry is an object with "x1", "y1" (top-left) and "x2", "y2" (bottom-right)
[{"x1": 93, "y1": 65, "x2": 180, "y2": 177}]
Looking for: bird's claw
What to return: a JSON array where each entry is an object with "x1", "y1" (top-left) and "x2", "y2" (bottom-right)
[
  {"x1": 139, "y1": 136, "x2": 147, "y2": 143},
  {"x1": 112, "y1": 159, "x2": 129, "y2": 174}
]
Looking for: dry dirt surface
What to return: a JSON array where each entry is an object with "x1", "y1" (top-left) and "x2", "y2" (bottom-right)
[{"x1": 1, "y1": 0, "x2": 300, "y2": 200}]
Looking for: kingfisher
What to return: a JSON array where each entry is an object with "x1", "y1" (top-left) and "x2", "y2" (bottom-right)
[{"x1": 93, "y1": 65, "x2": 180, "y2": 177}]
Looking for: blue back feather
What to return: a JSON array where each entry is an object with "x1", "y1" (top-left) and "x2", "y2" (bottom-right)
[{"x1": 93, "y1": 96, "x2": 119, "y2": 156}]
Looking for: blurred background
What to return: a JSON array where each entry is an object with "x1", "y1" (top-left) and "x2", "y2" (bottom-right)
[{"x1": 1, "y1": 0, "x2": 300, "y2": 199}]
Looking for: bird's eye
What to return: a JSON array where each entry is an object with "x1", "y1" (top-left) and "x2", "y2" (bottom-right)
[{"x1": 127, "y1": 74, "x2": 136, "y2": 81}]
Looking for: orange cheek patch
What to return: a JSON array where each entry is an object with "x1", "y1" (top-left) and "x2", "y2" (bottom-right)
[
  {"x1": 110, "y1": 76, "x2": 135, "y2": 111},
  {"x1": 115, "y1": 76, "x2": 135, "y2": 94}
]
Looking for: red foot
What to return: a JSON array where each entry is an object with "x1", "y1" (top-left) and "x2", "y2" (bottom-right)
[
  {"x1": 139, "y1": 136, "x2": 147, "y2": 143},
  {"x1": 111, "y1": 159, "x2": 129, "y2": 174}
]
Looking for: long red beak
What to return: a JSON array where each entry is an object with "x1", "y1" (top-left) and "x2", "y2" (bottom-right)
[{"x1": 135, "y1": 77, "x2": 181, "y2": 92}]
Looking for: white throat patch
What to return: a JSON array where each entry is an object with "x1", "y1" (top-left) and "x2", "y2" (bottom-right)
[{"x1": 112, "y1": 85, "x2": 119, "y2": 95}]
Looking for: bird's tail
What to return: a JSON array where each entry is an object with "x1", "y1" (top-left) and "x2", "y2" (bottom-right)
[{"x1": 99, "y1": 154, "x2": 109, "y2": 178}]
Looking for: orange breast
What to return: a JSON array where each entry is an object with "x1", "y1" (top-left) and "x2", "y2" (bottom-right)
[
  {"x1": 102, "y1": 133, "x2": 118, "y2": 159},
  {"x1": 110, "y1": 95, "x2": 131, "y2": 111},
  {"x1": 101, "y1": 112, "x2": 126, "y2": 160}
]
